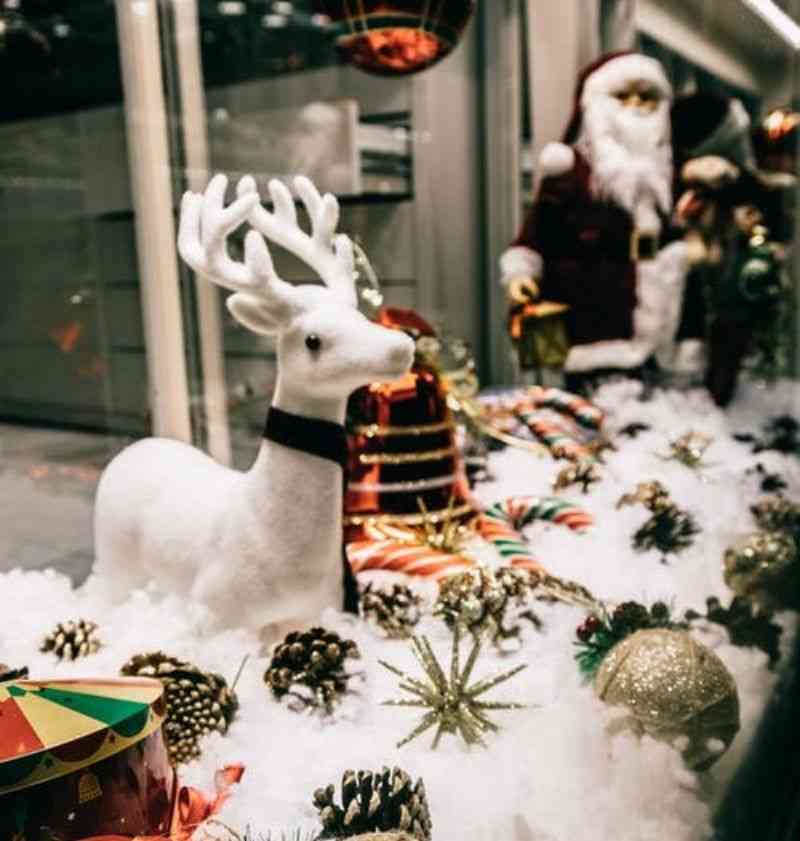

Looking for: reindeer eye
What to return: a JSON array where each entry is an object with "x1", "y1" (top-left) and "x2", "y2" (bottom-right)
[{"x1": 305, "y1": 334, "x2": 322, "y2": 352}]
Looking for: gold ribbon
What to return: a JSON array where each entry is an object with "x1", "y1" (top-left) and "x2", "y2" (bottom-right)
[{"x1": 359, "y1": 445, "x2": 456, "y2": 465}]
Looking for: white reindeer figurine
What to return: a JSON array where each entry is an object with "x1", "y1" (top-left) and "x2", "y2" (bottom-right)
[{"x1": 93, "y1": 174, "x2": 414, "y2": 633}]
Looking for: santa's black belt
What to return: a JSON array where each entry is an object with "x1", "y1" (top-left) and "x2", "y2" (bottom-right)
[{"x1": 555, "y1": 230, "x2": 660, "y2": 261}]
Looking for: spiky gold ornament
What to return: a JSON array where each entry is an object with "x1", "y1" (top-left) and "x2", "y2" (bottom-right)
[
  {"x1": 414, "y1": 495, "x2": 474, "y2": 553},
  {"x1": 41, "y1": 619, "x2": 101, "y2": 661},
  {"x1": 313, "y1": 767, "x2": 431, "y2": 841},
  {"x1": 120, "y1": 651, "x2": 238, "y2": 765},
  {"x1": 380, "y1": 626, "x2": 526, "y2": 749}
]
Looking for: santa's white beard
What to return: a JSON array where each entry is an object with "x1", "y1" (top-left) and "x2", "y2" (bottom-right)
[{"x1": 577, "y1": 96, "x2": 673, "y2": 233}]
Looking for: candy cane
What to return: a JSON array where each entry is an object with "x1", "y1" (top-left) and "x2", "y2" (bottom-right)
[
  {"x1": 518, "y1": 413, "x2": 591, "y2": 461},
  {"x1": 347, "y1": 539, "x2": 476, "y2": 580},
  {"x1": 484, "y1": 496, "x2": 594, "y2": 533},
  {"x1": 534, "y1": 387, "x2": 604, "y2": 430},
  {"x1": 346, "y1": 496, "x2": 592, "y2": 580}
]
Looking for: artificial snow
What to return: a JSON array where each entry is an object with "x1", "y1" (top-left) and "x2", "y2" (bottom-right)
[{"x1": 2, "y1": 379, "x2": 798, "y2": 841}]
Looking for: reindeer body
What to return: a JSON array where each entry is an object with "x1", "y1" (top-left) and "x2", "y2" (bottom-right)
[
  {"x1": 93, "y1": 175, "x2": 414, "y2": 633},
  {"x1": 95, "y1": 434, "x2": 343, "y2": 631}
]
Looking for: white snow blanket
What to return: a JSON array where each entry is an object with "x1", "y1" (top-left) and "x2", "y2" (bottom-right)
[{"x1": 2, "y1": 380, "x2": 798, "y2": 841}]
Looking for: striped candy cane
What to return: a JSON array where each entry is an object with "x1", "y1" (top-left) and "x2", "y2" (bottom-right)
[
  {"x1": 535, "y1": 387, "x2": 604, "y2": 430},
  {"x1": 346, "y1": 496, "x2": 592, "y2": 580},
  {"x1": 484, "y1": 496, "x2": 594, "y2": 533},
  {"x1": 347, "y1": 539, "x2": 475, "y2": 580},
  {"x1": 518, "y1": 413, "x2": 591, "y2": 462}
]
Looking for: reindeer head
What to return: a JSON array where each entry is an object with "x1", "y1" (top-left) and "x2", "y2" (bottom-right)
[{"x1": 178, "y1": 174, "x2": 414, "y2": 408}]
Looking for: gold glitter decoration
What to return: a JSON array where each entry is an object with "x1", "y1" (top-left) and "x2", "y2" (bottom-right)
[
  {"x1": 553, "y1": 460, "x2": 602, "y2": 494},
  {"x1": 723, "y1": 530, "x2": 797, "y2": 612},
  {"x1": 380, "y1": 626, "x2": 526, "y2": 749},
  {"x1": 751, "y1": 496, "x2": 800, "y2": 540},
  {"x1": 344, "y1": 503, "x2": 476, "y2": 528},
  {"x1": 529, "y1": 572, "x2": 602, "y2": 612},
  {"x1": 354, "y1": 420, "x2": 455, "y2": 438},
  {"x1": 415, "y1": 495, "x2": 474, "y2": 553},
  {"x1": 617, "y1": 481, "x2": 671, "y2": 512},
  {"x1": 664, "y1": 431, "x2": 713, "y2": 468},
  {"x1": 595, "y1": 629, "x2": 740, "y2": 769},
  {"x1": 359, "y1": 446, "x2": 456, "y2": 466},
  {"x1": 585, "y1": 435, "x2": 617, "y2": 463},
  {"x1": 434, "y1": 566, "x2": 538, "y2": 644}
]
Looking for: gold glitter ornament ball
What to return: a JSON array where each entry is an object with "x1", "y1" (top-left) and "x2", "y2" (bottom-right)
[
  {"x1": 595, "y1": 629, "x2": 740, "y2": 770},
  {"x1": 724, "y1": 530, "x2": 798, "y2": 612}
]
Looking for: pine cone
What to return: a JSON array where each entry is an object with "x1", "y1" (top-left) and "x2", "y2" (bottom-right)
[
  {"x1": 41, "y1": 620, "x2": 101, "y2": 661},
  {"x1": 0, "y1": 665, "x2": 28, "y2": 682},
  {"x1": 120, "y1": 651, "x2": 238, "y2": 766},
  {"x1": 264, "y1": 627, "x2": 360, "y2": 713},
  {"x1": 361, "y1": 584, "x2": 422, "y2": 639},
  {"x1": 610, "y1": 602, "x2": 651, "y2": 635},
  {"x1": 313, "y1": 767, "x2": 432, "y2": 841}
]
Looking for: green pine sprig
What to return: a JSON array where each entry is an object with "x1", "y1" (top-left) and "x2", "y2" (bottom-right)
[{"x1": 574, "y1": 601, "x2": 686, "y2": 681}]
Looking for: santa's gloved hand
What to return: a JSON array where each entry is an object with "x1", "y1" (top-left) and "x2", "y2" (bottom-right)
[{"x1": 507, "y1": 276, "x2": 540, "y2": 304}]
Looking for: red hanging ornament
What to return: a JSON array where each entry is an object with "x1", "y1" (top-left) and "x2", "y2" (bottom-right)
[{"x1": 314, "y1": 0, "x2": 475, "y2": 76}]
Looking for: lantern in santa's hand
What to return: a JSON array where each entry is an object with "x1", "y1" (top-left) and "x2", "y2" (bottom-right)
[
  {"x1": 0, "y1": 674, "x2": 173, "y2": 841},
  {"x1": 508, "y1": 300, "x2": 571, "y2": 372},
  {"x1": 344, "y1": 307, "x2": 476, "y2": 540},
  {"x1": 313, "y1": 0, "x2": 475, "y2": 76}
]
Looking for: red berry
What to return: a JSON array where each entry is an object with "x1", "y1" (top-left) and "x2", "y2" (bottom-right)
[{"x1": 577, "y1": 615, "x2": 601, "y2": 642}]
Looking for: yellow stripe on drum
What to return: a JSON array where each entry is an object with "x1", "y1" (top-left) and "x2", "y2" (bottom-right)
[{"x1": 13, "y1": 693, "x2": 106, "y2": 747}]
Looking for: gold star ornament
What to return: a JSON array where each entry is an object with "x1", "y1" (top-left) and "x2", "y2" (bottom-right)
[{"x1": 380, "y1": 626, "x2": 526, "y2": 750}]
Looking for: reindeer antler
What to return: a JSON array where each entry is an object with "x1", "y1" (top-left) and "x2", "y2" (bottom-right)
[
  {"x1": 238, "y1": 175, "x2": 357, "y2": 306},
  {"x1": 178, "y1": 174, "x2": 298, "y2": 320}
]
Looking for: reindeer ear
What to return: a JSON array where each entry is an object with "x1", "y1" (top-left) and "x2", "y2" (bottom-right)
[{"x1": 227, "y1": 292, "x2": 284, "y2": 336}]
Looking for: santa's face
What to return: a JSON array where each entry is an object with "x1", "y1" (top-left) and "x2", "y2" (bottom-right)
[
  {"x1": 578, "y1": 73, "x2": 673, "y2": 231},
  {"x1": 612, "y1": 80, "x2": 661, "y2": 114}
]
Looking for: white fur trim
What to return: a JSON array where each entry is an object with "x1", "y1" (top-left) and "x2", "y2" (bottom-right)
[
  {"x1": 539, "y1": 142, "x2": 575, "y2": 178},
  {"x1": 581, "y1": 54, "x2": 672, "y2": 105},
  {"x1": 499, "y1": 246, "x2": 543, "y2": 286},
  {"x1": 565, "y1": 240, "x2": 690, "y2": 372}
]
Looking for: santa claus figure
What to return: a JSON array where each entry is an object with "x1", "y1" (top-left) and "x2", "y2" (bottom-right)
[{"x1": 500, "y1": 51, "x2": 688, "y2": 383}]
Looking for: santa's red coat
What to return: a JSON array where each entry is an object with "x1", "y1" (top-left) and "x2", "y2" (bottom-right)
[{"x1": 514, "y1": 149, "x2": 643, "y2": 347}]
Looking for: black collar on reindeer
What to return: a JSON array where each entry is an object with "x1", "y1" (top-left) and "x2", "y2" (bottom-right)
[{"x1": 264, "y1": 407, "x2": 348, "y2": 469}]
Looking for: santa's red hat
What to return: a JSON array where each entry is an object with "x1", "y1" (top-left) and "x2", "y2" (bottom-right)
[{"x1": 562, "y1": 51, "x2": 673, "y2": 144}]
